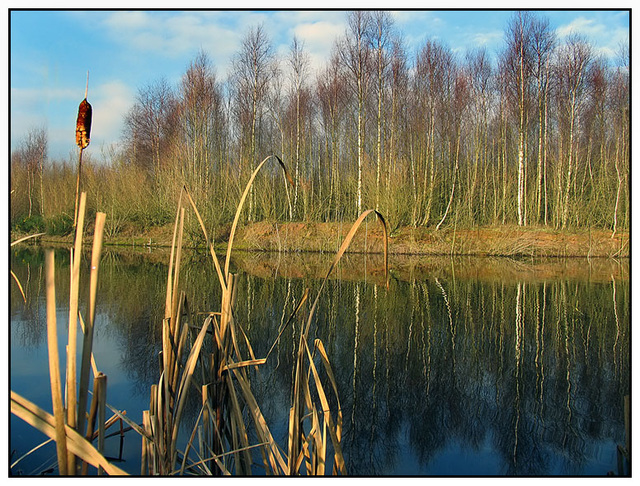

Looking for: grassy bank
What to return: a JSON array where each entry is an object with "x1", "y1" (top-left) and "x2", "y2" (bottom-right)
[{"x1": 15, "y1": 222, "x2": 629, "y2": 259}]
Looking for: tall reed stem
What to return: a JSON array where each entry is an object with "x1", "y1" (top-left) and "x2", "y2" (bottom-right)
[
  {"x1": 45, "y1": 250, "x2": 68, "y2": 475},
  {"x1": 66, "y1": 191, "x2": 86, "y2": 474},
  {"x1": 77, "y1": 213, "x2": 106, "y2": 437}
]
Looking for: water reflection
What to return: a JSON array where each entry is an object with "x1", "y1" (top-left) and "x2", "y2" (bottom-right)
[{"x1": 10, "y1": 246, "x2": 629, "y2": 476}]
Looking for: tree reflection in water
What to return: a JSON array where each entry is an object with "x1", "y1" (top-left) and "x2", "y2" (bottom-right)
[{"x1": 10, "y1": 248, "x2": 629, "y2": 476}]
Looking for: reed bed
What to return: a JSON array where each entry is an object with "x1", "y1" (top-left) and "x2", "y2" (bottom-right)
[
  {"x1": 142, "y1": 155, "x2": 386, "y2": 475},
  {"x1": 11, "y1": 155, "x2": 389, "y2": 476},
  {"x1": 10, "y1": 191, "x2": 127, "y2": 475}
]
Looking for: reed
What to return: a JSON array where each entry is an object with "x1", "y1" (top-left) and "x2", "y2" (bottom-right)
[
  {"x1": 77, "y1": 212, "x2": 106, "y2": 440},
  {"x1": 11, "y1": 197, "x2": 124, "y2": 475},
  {"x1": 10, "y1": 392, "x2": 127, "y2": 475},
  {"x1": 12, "y1": 148, "x2": 389, "y2": 476},
  {"x1": 10, "y1": 232, "x2": 45, "y2": 303},
  {"x1": 44, "y1": 250, "x2": 68, "y2": 475},
  {"x1": 139, "y1": 154, "x2": 388, "y2": 475},
  {"x1": 66, "y1": 191, "x2": 86, "y2": 473},
  {"x1": 13, "y1": 99, "x2": 129, "y2": 476}
]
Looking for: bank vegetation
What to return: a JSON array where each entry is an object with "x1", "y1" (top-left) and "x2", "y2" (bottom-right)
[{"x1": 11, "y1": 11, "x2": 629, "y2": 249}]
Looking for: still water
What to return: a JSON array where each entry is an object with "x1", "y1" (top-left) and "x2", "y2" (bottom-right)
[{"x1": 10, "y1": 246, "x2": 630, "y2": 476}]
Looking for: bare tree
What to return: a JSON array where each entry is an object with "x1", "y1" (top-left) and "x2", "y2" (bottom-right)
[
  {"x1": 288, "y1": 36, "x2": 310, "y2": 219},
  {"x1": 317, "y1": 48, "x2": 348, "y2": 220},
  {"x1": 231, "y1": 23, "x2": 276, "y2": 220},
  {"x1": 180, "y1": 51, "x2": 224, "y2": 188},
  {"x1": 464, "y1": 48, "x2": 493, "y2": 225},
  {"x1": 339, "y1": 11, "x2": 372, "y2": 215},
  {"x1": 371, "y1": 11, "x2": 393, "y2": 210},
  {"x1": 123, "y1": 78, "x2": 179, "y2": 174},
  {"x1": 531, "y1": 16, "x2": 555, "y2": 225},
  {"x1": 554, "y1": 34, "x2": 592, "y2": 228},
  {"x1": 15, "y1": 127, "x2": 48, "y2": 218},
  {"x1": 414, "y1": 39, "x2": 454, "y2": 226},
  {"x1": 609, "y1": 43, "x2": 629, "y2": 236},
  {"x1": 387, "y1": 35, "x2": 409, "y2": 223},
  {"x1": 503, "y1": 11, "x2": 535, "y2": 226},
  {"x1": 232, "y1": 24, "x2": 275, "y2": 164},
  {"x1": 436, "y1": 62, "x2": 470, "y2": 230}
]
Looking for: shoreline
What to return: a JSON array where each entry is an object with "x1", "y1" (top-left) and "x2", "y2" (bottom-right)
[{"x1": 12, "y1": 222, "x2": 629, "y2": 259}]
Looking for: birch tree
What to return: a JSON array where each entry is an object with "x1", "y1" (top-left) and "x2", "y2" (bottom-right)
[
  {"x1": 339, "y1": 11, "x2": 372, "y2": 215},
  {"x1": 288, "y1": 36, "x2": 310, "y2": 219},
  {"x1": 231, "y1": 24, "x2": 275, "y2": 220},
  {"x1": 372, "y1": 11, "x2": 393, "y2": 210},
  {"x1": 503, "y1": 12, "x2": 535, "y2": 226},
  {"x1": 180, "y1": 51, "x2": 224, "y2": 189},
  {"x1": 554, "y1": 34, "x2": 592, "y2": 228},
  {"x1": 531, "y1": 17, "x2": 555, "y2": 225}
]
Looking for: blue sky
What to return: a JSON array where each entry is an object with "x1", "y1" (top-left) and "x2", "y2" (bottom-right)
[{"x1": 8, "y1": 7, "x2": 630, "y2": 162}]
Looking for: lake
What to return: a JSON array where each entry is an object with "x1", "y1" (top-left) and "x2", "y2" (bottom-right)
[{"x1": 9, "y1": 245, "x2": 630, "y2": 476}]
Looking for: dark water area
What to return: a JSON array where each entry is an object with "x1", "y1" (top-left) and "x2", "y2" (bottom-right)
[{"x1": 9, "y1": 246, "x2": 630, "y2": 476}]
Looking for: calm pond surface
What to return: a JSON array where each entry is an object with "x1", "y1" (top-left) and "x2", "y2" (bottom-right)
[{"x1": 9, "y1": 245, "x2": 630, "y2": 476}]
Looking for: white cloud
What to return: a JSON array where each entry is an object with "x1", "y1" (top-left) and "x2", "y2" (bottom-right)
[
  {"x1": 91, "y1": 80, "x2": 135, "y2": 150},
  {"x1": 556, "y1": 17, "x2": 605, "y2": 39},
  {"x1": 291, "y1": 20, "x2": 345, "y2": 74},
  {"x1": 100, "y1": 11, "x2": 240, "y2": 60},
  {"x1": 293, "y1": 20, "x2": 344, "y2": 44},
  {"x1": 472, "y1": 31, "x2": 503, "y2": 48}
]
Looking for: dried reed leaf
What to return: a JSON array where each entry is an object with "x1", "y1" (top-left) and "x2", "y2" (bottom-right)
[
  {"x1": 314, "y1": 340, "x2": 343, "y2": 444},
  {"x1": 222, "y1": 358, "x2": 267, "y2": 372},
  {"x1": 165, "y1": 189, "x2": 184, "y2": 320},
  {"x1": 265, "y1": 288, "x2": 309, "y2": 361},
  {"x1": 223, "y1": 373, "x2": 252, "y2": 474},
  {"x1": 78, "y1": 313, "x2": 99, "y2": 378},
  {"x1": 170, "y1": 318, "x2": 211, "y2": 464},
  {"x1": 77, "y1": 212, "x2": 106, "y2": 437},
  {"x1": 273, "y1": 154, "x2": 295, "y2": 188},
  {"x1": 10, "y1": 232, "x2": 45, "y2": 246},
  {"x1": 10, "y1": 270, "x2": 26, "y2": 304},
  {"x1": 142, "y1": 411, "x2": 150, "y2": 475},
  {"x1": 178, "y1": 404, "x2": 206, "y2": 475},
  {"x1": 67, "y1": 191, "x2": 86, "y2": 465},
  {"x1": 11, "y1": 392, "x2": 127, "y2": 475},
  {"x1": 224, "y1": 155, "x2": 293, "y2": 280},
  {"x1": 230, "y1": 366, "x2": 288, "y2": 474},
  {"x1": 306, "y1": 210, "x2": 389, "y2": 336},
  {"x1": 304, "y1": 340, "x2": 346, "y2": 474},
  {"x1": 10, "y1": 438, "x2": 54, "y2": 470},
  {"x1": 182, "y1": 186, "x2": 226, "y2": 292},
  {"x1": 11, "y1": 232, "x2": 47, "y2": 303}
]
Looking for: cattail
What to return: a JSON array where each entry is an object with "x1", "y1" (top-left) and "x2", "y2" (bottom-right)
[
  {"x1": 76, "y1": 72, "x2": 92, "y2": 149},
  {"x1": 74, "y1": 72, "x2": 91, "y2": 227},
  {"x1": 76, "y1": 98, "x2": 92, "y2": 149}
]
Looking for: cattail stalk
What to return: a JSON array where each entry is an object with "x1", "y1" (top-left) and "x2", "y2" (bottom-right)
[{"x1": 74, "y1": 72, "x2": 92, "y2": 228}]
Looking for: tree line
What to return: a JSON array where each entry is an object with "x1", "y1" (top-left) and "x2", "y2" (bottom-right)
[{"x1": 11, "y1": 11, "x2": 629, "y2": 237}]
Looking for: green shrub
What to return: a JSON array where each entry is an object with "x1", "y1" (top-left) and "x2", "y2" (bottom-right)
[
  {"x1": 46, "y1": 213, "x2": 74, "y2": 236},
  {"x1": 14, "y1": 215, "x2": 45, "y2": 234}
]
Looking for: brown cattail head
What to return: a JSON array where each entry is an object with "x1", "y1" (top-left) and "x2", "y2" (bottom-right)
[{"x1": 76, "y1": 98, "x2": 92, "y2": 149}]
